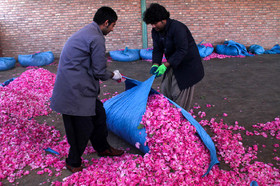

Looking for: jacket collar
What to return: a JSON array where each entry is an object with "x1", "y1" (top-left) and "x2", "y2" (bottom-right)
[
  {"x1": 164, "y1": 18, "x2": 172, "y2": 32},
  {"x1": 92, "y1": 21, "x2": 104, "y2": 36},
  {"x1": 159, "y1": 18, "x2": 172, "y2": 36}
]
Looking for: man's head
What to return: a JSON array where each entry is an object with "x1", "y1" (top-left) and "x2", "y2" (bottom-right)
[
  {"x1": 93, "y1": 6, "x2": 118, "y2": 35},
  {"x1": 143, "y1": 3, "x2": 170, "y2": 32}
]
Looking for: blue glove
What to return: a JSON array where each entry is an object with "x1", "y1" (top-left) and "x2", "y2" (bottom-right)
[
  {"x1": 150, "y1": 65, "x2": 158, "y2": 75},
  {"x1": 155, "y1": 64, "x2": 167, "y2": 77}
]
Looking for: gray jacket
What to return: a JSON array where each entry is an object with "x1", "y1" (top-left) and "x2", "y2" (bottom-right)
[{"x1": 50, "y1": 22, "x2": 112, "y2": 116}]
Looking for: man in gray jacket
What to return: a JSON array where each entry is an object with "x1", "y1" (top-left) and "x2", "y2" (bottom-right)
[{"x1": 51, "y1": 6, "x2": 124, "y2": 173}]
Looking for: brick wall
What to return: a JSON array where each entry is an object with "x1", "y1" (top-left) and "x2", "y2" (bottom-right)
[
  {"x1": 0, "y1": 0, "x2": 142, "y2": 58},
  {"x1": 0, "y1": 0, "x2": 279, "y2": 58},
  {"x1": 149, "y1": 0, "x2": 280, "y2": 48}
]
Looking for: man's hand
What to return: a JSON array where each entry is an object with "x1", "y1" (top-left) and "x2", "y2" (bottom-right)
[
  {"x1": 112, "y1": 70, "x2": 122, "y2": 80},
  {"x1": 150, "y1": 64, "x2": 159, "y2": 75},
  {"x1": 155, "y1": 64, "x2": 167, "y2": 77}
]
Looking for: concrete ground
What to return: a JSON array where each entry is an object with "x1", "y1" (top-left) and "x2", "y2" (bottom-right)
[{"x1": 0, "y1": 54, "x2": 279, "y2": 185}]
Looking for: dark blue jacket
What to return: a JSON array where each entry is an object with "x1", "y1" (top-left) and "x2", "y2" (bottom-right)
[{"x1": 152, "y1": 18, "x2": 204, "y2": 90}]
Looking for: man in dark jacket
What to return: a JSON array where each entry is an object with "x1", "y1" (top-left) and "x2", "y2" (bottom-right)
[
  {"x1": 51, "y1": 6, "x2": 124, "y2": 173},
  {"x1": 143, "y1": 3, "x2": 204, "y2": 111}
]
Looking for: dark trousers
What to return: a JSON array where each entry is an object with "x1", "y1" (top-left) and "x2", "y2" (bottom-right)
[{"x1": 62, "y1": 99, "x2": 110, "y2": 167}]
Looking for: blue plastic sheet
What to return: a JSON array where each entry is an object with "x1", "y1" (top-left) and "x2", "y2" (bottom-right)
[
  {"x1": 216, "y1": 40, "x2": 253, "y2": 56},
  {"x1": 109, "y1": 47, "x2": 140, "y2": 62},
  {"x1": 104, "y1": 76, "x2": 219, "y2": 177},
  {"x1": 250, "y1": 180, "x2": 259, "y2": 186},
  {"x1": 264, "y1": 44, "x2": 280, "y2": 54},
  {"x1": 248, "y1": 45, "x2": 265, "y2": 55},
  {"x1": 0, "y1": 77, "x2": 17, "y2": 87},
  {"x1": 0, "y1": 57, "x2": 16, "y2": 71},
  {"x1": 44, "y1": 147, "x2": 60, "y2": 155},
  {"x1": 18, "y1": 51, "x2": 54, "y2": 67}
]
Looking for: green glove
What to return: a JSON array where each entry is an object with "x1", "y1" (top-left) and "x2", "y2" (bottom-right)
[
  {"x1": 150, "y1": 65, "x2": 158, "y2": 75},
  {"x1": 155, "y1": 64, "x2": 167, "y2": 77}
]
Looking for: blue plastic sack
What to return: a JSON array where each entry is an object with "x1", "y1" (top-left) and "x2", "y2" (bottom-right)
[
  {"x1": 140, "y1": 48, "x2": 167, "y2": 62},
  {"x1": 248, "y1": 45, "x2": 265, "y2": 55},
  {"x1": 109, "y1": 47, "x2": 140, "y2": 62},
  {"x1": 104, "y1": 75, "x2": 219, "y2": 177},
  {"x1": 264, "y1": 44, "x2": 280, "y2": 54},
  {"x1": 0, "y1": 57, "x2": 16, "y2": 71},
  {"x1": 140, "y1": 48, "x2": 153, "y2": 60},
  {"x1": 216, "y1": 40, "x2": 253, "y2": 56},
  {"x1": 197, "y1": 45, "x2": 214, "y2": 58},
  {"x1": 18, "y1": 51, "x2": 54, "y2": 67},
  {"x1": 216, "y1": 45, "x2": 239, "y2": 56},
  {"x1": 197, "y1": 40, "x2": 214, "y2": 58}
]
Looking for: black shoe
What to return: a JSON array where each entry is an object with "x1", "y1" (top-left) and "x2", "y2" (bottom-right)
[
  {"x1": 98, "y1": 146, "x2": 124, "y2": 157},
  {"x1": 66, "y1": 163, "x2": 83, "y2": 173}
]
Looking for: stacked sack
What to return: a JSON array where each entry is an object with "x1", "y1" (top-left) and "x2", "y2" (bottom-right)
[
  {"x1": 18, "y1": 51, "x2": 54, "y2": 67},
  {"x1": 109, "y1": 47, "x2": 140, "y2": 62},
  {"x1": 197, "y1": 41, "x2": 214, "y2": 58},
  {"x1": 0, "y1": 57, "x2": 16, "y2": 71},
  {"x1": 216, "y1": 40, "x2": 253, "y2": 56}
]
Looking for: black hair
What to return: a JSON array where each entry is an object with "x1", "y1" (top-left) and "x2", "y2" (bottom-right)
[
  {"x1": 93, "y1": 6, "x2": 118, "y2": 25},
  {"x1": 143, "y1": 3, "x2": 170, "y2": 24}
]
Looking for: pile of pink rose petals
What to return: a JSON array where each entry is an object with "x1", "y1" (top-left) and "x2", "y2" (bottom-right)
[
  {"x1": 55, "y1": 94, "x2": 279, "y2": 185},
  {"x1": 0, "y1": 68, "x2": 82, "y2": 184},
  {"x1": 1, "y1": 68, "x2": 279, "y2": 185}
]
